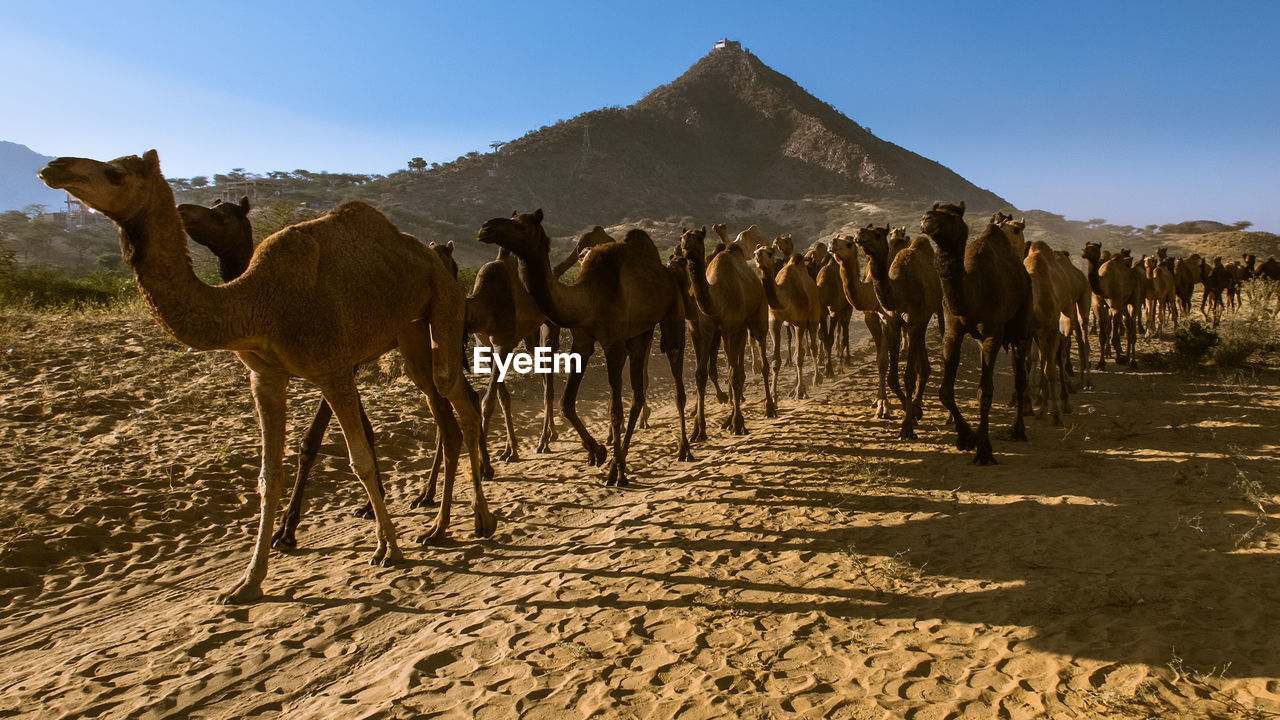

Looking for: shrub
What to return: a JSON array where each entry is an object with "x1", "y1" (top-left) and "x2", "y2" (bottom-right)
[
  {"x1": 1171, "y1": 322, "x2": 1218, "y2": 366},
  {"x1": 0, "y1": 266, "x2": 136, "y2": 309}
]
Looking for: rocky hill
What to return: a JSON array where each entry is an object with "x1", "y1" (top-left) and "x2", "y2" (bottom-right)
[{"x1": 0, "y1": 142, "x2": 65, "y2": 213}]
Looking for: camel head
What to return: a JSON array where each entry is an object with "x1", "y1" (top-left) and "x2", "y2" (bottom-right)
[
  {"x1": 1143, "y1": 255, "x2": 1158, "y2": 272},
  {"x1": 39, "y1": 150, "x2": 166, "y2": 224},
  {"x1": 477, "y1": 208, "x2": 550, "y2": 260},
  {"x1": 804, "y1": 241, "x2": 830, "y2": 272},
  {"x1": 179, "y1": 197, "x2": 252, "y2": 258},
  {"x1": 830, "y1": 234, "x2": 859, "y2": 265},
  {"x1": 429, "y1": 241, "x2": 458, "y2": 279},
  {"x1": 711, "y1": 222, "x2": 730, "y2": 242},
  {"x1": 753, "y1": 245, "x2": 780, "y2": 274},
  {"x1": 1081, "y1": 242, "x2": 1103, "y2": 266},
  {"x1": 773, "y1": 234, "x2": 794, "y2": 258},
  {"x1": 996, "y1": 216, "x2": 1028, "y2": 257},
  {"x1": 678, "y1": 226, "x2": 708, "y2": 262},
  {"x1": 852, "y1": 223, "x2": 891, "y2": 262},
  {"x1": 1156, "y1": 247, "x2": 1168, "y2": 261},
  {"x1": 920, "y1": 201, "x2": 966, "y2": 243}
]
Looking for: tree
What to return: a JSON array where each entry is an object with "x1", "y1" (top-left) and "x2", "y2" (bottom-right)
[
  {"x1": 1232, "y1": 220, "x2": 1253, "y2": 231},
  {"x1": 408, "y1": 157, "x2": 428, "y2": 174},
  {"x1": 191, "y1": 176, "x2": 209, "y2": 188}
]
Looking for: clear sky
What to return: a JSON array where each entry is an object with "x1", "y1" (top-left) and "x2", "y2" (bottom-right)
[{"x1": 3, "y1": 0, "x2": 1277, "y2": 231}]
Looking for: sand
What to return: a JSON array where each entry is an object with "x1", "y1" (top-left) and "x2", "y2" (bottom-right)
[{"x1": 1, "y1": 308, "x2": 1278, "y2": 719}]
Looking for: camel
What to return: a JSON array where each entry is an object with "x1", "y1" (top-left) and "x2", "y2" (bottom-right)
[
  {"x1": 179, "y1": 198, "x2": 387, "y2": 547},
  {"x1": 854, "y1": 224, "x2": 943, "y2": 439},
  {"x1": 922, "y1": 202, "x2": 1031, "y2": 465},
  {"x1": 41, "y1": 151, "x2": 495, "y2": 603},
  {"x1": 735, "y1": 224, "x2": 771, "y2": 253},
  {"x1": 830, "y1": 233, "x2": 892, "y2": 417},
  {"x1": 478, "y1": 210, "x2": 692, "y2": 487},
  {"x1": 1020, "y1": 237, "x2": 1078, "y2": 425},
  {"x1": 1201, "y1": 256, "x2": 1230, "y2": 326},
  {"x1": 753, "y1": 245, "x2": 821, "y2": 400},
  {"x1": 678, "y1": 227, "x2": 776, "y2": 440},
  {"x1": 1049, "y1": 249, "x2": 1093, "y2": 391},
  {"x1": 1143, "y1": 256, "x2": 1177, "y2": 335},
  {"x1": 1173, "y1": 253, "x2": 1204, "y2": 316},
  {"x1": 466, "y1": 246, "x2": 561, "y2": 461},
  {"x1": 1082, "y1": 242, "x2": 1140, "y2": 368},
  {"x1": 552, "y1": 225, "x2": 615, "y2": 278},
  {"x1": 806, "y1": 242, "x2": 853, "y2": 376}
]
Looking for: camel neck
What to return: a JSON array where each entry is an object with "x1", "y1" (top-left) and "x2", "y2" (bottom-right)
[
  {"x1": 758, "y1": 263, "x2": 784, "y2": 310},
  {"x1": 121, "y1": 197, "x2": 244, "y2": 350},
  {"x1": 1085, "y1": 256, "x2": 1104, "y2": 296},
  {"x1": 932, "y1": 241, "x2": 971, "y2": 317},
  {"x1": 865, "y1": 250, "x2": 900, "y2": 312},
  {"x1": 515, "y1": 243, "x2": 589, "y2": 328},
  {"x1": 687, "y1": 249, "x2": 720, "y2": 319}
]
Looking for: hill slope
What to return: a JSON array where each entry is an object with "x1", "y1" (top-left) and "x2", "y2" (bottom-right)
[{"x1": 0, "y1": 142, "x2": 65, "y2": 213}]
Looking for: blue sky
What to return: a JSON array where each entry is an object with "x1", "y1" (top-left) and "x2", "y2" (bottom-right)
[{"x1": 3, "y1": 1, "x2": 1277, "y2": 231}]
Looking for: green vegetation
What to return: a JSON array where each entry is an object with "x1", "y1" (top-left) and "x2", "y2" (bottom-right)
[{"x1": 0, "y1": 265, "x2": 136, "y2": 309}]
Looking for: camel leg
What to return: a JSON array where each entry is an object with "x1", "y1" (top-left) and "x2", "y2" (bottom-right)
[
  {"x1": 562, "y1": 332, "x2": 606, "y2": 466},
  {"x1": 1009, "y1": 338, "x2": 1030, "y2": 442},
  {"x1": 899, "y1": 323, "x2": 921, "y2": 440},
  {"x1": 792, "y1": 323, "x2": 808, "y2": 400},
  {"x1": 410, "y1": 434, "x2": 444, "y2": 509},
  {"x1": 1038, "y1": 331, "x2": 1063, "y2": 425},
  {"x1": 708, "y1": 330, "x2": 728, "y2": 403},
  {"x1": 321, "y1": 375, "x2": 402, "y2": 567},
  {"x1": 770, "y1": 318, "x2": 783, "y2": 401},
  {"x1": 661, "y1": 313, "x2": 694, "y2": 462},
  {"x1": 938, "y1": 330, "x2": 975, "y2": 453},
  {"x1": 407, "y1": 316, "x2": 495, "y2": 542},
  {"x1": 1127, "y1": 308, "x2": 1139, "y2": 369},
  {"x1": 885, "y1": 318, "x2": 906, "y2": 422},
  {"x1": 690, "y1": 324, "x2": 712, "y2": 443},
  {"x1": 723, "y1": 327, "x2": 749, "y2": 435},
  {"x1": 753, "y1": 321, "x2": 777, "y2": 419},
  {"x1": 603, "y1": 342, "x2": 629, "y2": 487},
  {"x1": 973, "y1": 338, "x2": 1002, "y2": 466},
  {"x1": 537, "y1": 323, "x2": 559, "y2": 453},
  {"x1": 864, "y1": 312, "x2": 888, "y2": 418},
  {"x1": 217, "y1": 370, "x2": 288, "y2": 604},
  {"x1": 271, "y1": 398, "x2": 329, "y2": 550},
  {"x1": 810, "y1": 326, "x2": 822, "y2": 388}
]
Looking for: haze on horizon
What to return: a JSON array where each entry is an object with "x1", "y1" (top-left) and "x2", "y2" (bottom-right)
[{"x1": 3, "y1": 1, "x2": 1277, "y2": 233}]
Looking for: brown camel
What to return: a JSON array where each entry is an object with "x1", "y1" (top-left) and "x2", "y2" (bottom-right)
[
  {"x1": 753, "y1": 245, "x2": 822, "y2": 399},
  {"x1": 1082, "y1": 242, "x2": 1140, "y2": 368},
  {"x1": 1020, "y1": 238, "x2": 1078, "y2": 425},
  {"x1": 1143, "y1": 256, "x2": 1177, "y2": 335},
  {"x1": 467, "y1": 246, "x2": 562, "y2": 461},
  {"x1": 806, "y1": 242, "x2": 853, "y2": 376},
  {"x1": 922, "y1": 202, "x2": 1031, "y2": 465},
  {"x1": 1201, "y1": 256, "x2": 1230, "y2": 326},
  {"x1": 478, "y1": 210, "x2": 692, "y2": 487},
  {"x1": 179, "y1": 198, "x2": 387, "y2": 548},
  {"x1": 1173, "y1": 253, "x2": 1204, "y2": 316},
  {"x1": 1049, "y1": 249, "x2": 1093, "y2": 391},
  {"x1": 552, "y1": 225, "x2": 615, "y2": 278},
  {"x1": 41, "y1": 151, "x2": 495, "y2": 603},
  {"x1": 678, "y1": 227, "x2": 776, "y2": 439},
  {"x1": 735, "y1": 224, "x2": 771, "y2": 253},
  {"x1": 830, "y1": 233, "x2": 892, "y2": 417},
  {"x1": 854, "y1": 224, "x2": 943, "y2": 439}
]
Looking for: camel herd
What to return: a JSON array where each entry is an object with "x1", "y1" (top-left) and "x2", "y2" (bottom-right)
[{"x1": 38, "y1": 150, "x2": 1279, "y2": 603}]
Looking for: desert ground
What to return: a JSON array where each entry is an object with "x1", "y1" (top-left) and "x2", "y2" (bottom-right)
[{"x1": 1, "y1": 304, "x2": 1278, "y2": 719}]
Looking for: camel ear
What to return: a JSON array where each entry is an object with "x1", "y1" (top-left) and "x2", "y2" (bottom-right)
[
  {"x1": 511, "y1": 210, "x2": 518, "y2": 218},
  {"x1": 533, "y1": 208, "x2": 544, "y2": 223},
  {"x1": 211, "y1": 198, "x2": 223, "y2": 207},
  {"x1": 701, "y1": 225, "x2": 707, "y2": 234},
  {"x1": 931, "y1": 202, "x2": 940, "y2": 211},
  {"x1": 143, "y1": 149, "x2": 160, "y2": 169},
  {"x1": 239, "y1": 196, "x2": 251, "y2": 213},
  {"x1": 958, "y1": 201, "x2": 965, "y2": 214},
  {"x1": 446, "y1": 240, "x2": 454, "y2": 252}
]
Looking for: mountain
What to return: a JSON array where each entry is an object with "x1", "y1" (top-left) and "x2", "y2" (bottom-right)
[
  {"x1": 0, "y1": 142, "x2": 66, "y2": 213},
  {"x1": 347, "y1": 42, "x2": 1008, "y2": 262}
]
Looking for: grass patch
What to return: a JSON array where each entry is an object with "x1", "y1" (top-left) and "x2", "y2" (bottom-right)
[{"x1": 0, "y1": 266, "x2": 136, "y2": 310}]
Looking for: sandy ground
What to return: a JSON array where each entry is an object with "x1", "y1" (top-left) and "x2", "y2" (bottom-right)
[{"x1": 1, "y1": 307, "x2": 1279, "y2": 719}]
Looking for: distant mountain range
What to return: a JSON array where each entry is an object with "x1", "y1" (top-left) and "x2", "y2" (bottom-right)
[{"x1": 0, "y1": 142, "x2": 65, "y2": 213}]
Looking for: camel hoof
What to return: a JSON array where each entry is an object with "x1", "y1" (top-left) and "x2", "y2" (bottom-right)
[
  {"x1": 409, "y1": 492, "x2": 438, "y2": 509},
  {"x1": 416, "y1": 525, "x2": 449, "y2": 545},
  {"x1": 216, "y1": 581, "x2": 263, "y2": 605},
  {"x1": 604, "y1": 461, "x2": 629, "y2": 487},
  {"x1": 898, "y1": 428, "x2": 917, "y2": 441},
  {"x1": 678, "y1": 444, "x2": 695, "y2": 462},
  {"x1": 715, "y1": 391, "x2": 729, "y2": 404},
  {"x1": 482, "y1": 463, "x2": 495, "y2": 482},
  {"x1": 1009, "y1": 426, "x2": 1029, "y2": 442},
  {"x1": 586, "y1": 443, "x2": 607, "y2": 467},
  {"x1": 354, "y1": 502, "x2": 374, "y2": 520},
  {"x1": 690, "y1": 423, "x2": 707, "y2": 443},
  {"x1": 536, "y1": 441, "x2": 551, "y2": 454},
  {"x1": 972, "y1": 452, "x2": 998, "y2": 466},
  {"x1": 475, "y1": 509, "x2": 498, "y2": 538},
  {"x1": 1095, "y1": 362, "x2": 1106, "y2": 371},
  {"x1": 271, "y1": 528, "x2": 298, "y2": 550},
  {"x1": 764, "y1": 403, "x2": 778, "y2": 419}
]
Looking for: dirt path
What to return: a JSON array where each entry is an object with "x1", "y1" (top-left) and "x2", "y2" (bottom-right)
[{"x1": 1, "y1": 311, "x2": 1278, "y2": 719}]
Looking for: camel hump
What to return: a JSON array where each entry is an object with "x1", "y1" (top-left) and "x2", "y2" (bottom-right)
[
  {"x1": 621, "y1": 228, "x2": 661, "y2": 263},
  {"x1": 1028, "y1": 240, "x2": 1054, "y2": 254}
]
